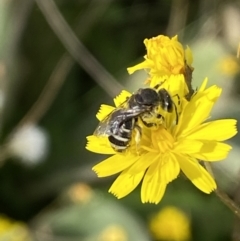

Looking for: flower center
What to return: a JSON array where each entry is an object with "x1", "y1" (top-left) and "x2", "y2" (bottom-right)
[{"x1": 154, "y1": 127, "x2": 175, "y2": 153}]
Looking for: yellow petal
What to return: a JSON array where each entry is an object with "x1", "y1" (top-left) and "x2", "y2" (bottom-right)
[
  {"x1": 197, "y1": 77, "x2": 208, "y2": 92},
  {"x1": 187, "y1": 119, "x2": 237, "y2": 141},
  {"x1": 174, "y1": 139, "x2": 203, "y2": 154},
  {"x1": 141, "y1": 161, "x2": 167, "y2": 204},
  {"x1": 189, "y1": 141, "x2": 232, "y2": 161},
  {"x1": 127, "y1": 152, "x2": 159, "y2": 175},
  {"x1": 184, "y1": 97, "x2": 211, "y2": 128},
  {"x1": 204, "y1": 85, "x2": 222, "y2": 102},
  {"x1": 161, "y1": 74, "x2": 187, "y2": 98},
  {"x1": 113, "y1": 90, "x2": 132, "y2": 107},
  {"x1": 191, "y1": 165, "x2": 216, "y2": 193},
  {"x1": 127, "y1": 61, "x2": 149, "y2": 75},
  {"x1": 177, "y1": 154, "x2": 216, "y2": 193},
  {"x1": 109, "y1": 168, "x2": 145, "y2": 198},
  {"x1": 141, "y1": 182, "x2": 166, "y2": 204},
  {"x1": 149, "y1": 75, "x2": 168, "y2": 88},
  {"x1": 175, "y1": 95, "x2": 215, "y2": 137},
  {"x1": 86, "y1": 135, "x2": 115, "y2": 154},
  {"x1": 96, "y1": 104, "x2": 115, "y2": 121},
  {"x1": 92, "y1": 153, "x2": 138, "y2": 177},
  {"x1": 185, "y1": 46, "x2": 193, "y2": 65},
  {"x1": 172, "y1": 35, "x2": 178, "y2": 41},
  {"x1": 160, "y1": 153, "x2": 180, "y2": 184},
  {"x1": 192, "y1": 84, "x2": 222, "y2": 106}
]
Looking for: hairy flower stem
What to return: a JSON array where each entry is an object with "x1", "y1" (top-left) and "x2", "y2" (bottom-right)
[
  {"x1": 184, "y1": 64, "x2": 195, "y2": 100},
  {"x1": 204, "y1": 162, "x2": 240, "y2": 219}
]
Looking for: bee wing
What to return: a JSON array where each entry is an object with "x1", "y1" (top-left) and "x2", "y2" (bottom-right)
[
  {"x1": 93, "y1": 100, "x2": 130, "y2": 137},
  {"x1": 93, "y1": 114, "x2": 113, "y2": 136}
]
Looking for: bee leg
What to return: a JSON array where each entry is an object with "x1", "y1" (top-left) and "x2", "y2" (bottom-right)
[
  {"x1": 174, "y1": 103, "x2": 179, "y2": 124},
  {"x1": 172, "y1": 93, "x2": 180, "y2": 105},
  {"x1": 140, "y1": 116, "x2": 159, "y2": 128},
  {"x1": 134, "y1": 124, "x2": 142, "y2": 144},
  {"x1": 153, "y1": 79, "x2": 167, "y2": 90},
  {"x1": 140, "y1": 116, "x2": 153, "y2": 127},
  {"x1": 156, "y1": 113, "x2": 164, "y2": 122}
]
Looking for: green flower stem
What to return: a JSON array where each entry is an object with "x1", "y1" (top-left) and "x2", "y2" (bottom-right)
[
  {"x1": 34, "y1": 0, "x2": 123, "y2": 97},
  {"x1": 204, "y1": 162, "x2": 240, "y2": 219}
]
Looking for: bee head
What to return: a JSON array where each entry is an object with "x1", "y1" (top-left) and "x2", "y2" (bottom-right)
[
  {"x1": 134, "y1": 88, "x2": 160, "y2": 107},
  {"x1": 157, "y1": 88, "x2": 173, "y2": 112}
]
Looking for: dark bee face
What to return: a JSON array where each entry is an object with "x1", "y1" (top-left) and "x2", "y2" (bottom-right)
[
  {"x1": 158, "y1": 88, "x2": 173, "y2": 112},
  {"x1": 134, "y1": 88, "x2": 160, "y2": 106}
]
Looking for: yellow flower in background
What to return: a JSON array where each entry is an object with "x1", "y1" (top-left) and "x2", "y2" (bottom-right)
[
  {"x1": 68, "y1": 183, "x2": 93, "y2": 204},
  {"x1": 217, "y1": 56, "x2": 240, "y2": 76},
  {"x1": 0, "y1": 215, "x2": 32, "y2": 241},
  {"x1": 86, "y1": 77, "x2": 237, "y2": 204},
  {"x1": 149, "y1": 206, "x2": 191, "y2": 241},
  {"x1": 98, "y1": 225, "x2": 128, "y2": 241},
  {"x1": 127, "y1": 35, "x2": 194, "y2": 87}
]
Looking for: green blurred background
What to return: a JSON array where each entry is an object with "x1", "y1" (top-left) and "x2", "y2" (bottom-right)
[{"x1": 0, "y1": 0, "x2": 240, "y2": 240}]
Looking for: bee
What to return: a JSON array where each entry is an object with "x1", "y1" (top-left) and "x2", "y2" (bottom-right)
[{"x1": 94, "y1": 86, "x2": 178, "y2": 152}]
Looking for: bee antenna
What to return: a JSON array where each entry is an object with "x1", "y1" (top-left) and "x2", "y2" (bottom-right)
[{"x1": 153, "y1": 79, "x2": 167, "y2": 90}]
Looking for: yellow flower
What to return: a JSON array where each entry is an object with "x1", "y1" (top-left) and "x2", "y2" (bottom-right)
[
  {"x1": 68, "y1": 183, "x2": 93, "y2": 203},
  {"x1": 86, "y1": 77, "x2": 237, "y2": 204},
  {"x1": 0, "y1": 215, "x2": 32, "y2": 241},
  {"x1": 98, "y1": 225, "x2": 128, "y2": 241},
  {"x1": 149, "y1": 206, "x2": 191, "y2": 241},
  {"x1": 127, "y1": 35, "x2": 194, "y2": 87},
  {"x1": 217, "y1": 56, "x2": 240, "y2": 76}
]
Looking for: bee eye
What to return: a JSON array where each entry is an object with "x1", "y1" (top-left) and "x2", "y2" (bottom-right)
[
  {"x1": 135, "y1": 89, "x2": 159, "y2": 106},
  {"x1": 135, "y1": 94, "x2": 144, "y2": 104}
]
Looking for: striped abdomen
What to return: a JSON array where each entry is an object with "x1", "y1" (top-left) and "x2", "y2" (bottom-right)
[{"x1": 108, "y1": 118, "x2": 135, "y2": 152}]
